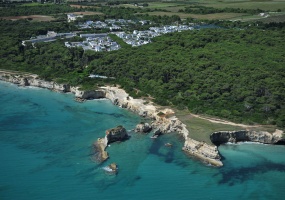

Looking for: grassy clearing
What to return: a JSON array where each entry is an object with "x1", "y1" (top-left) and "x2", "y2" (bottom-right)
[
  {"x1": 176, "y1": 110, "x2": 242, "y2": 144},
  {"x1": 146, "y1": 11, "x2": 247, "y2": 20},
  {"x1": 147, "y1": 2, "x2": 184, "y2": 9},
  {"x1": 230, "y1": 11, "x2": 285, "y2": 21},
  {"x1": 0, "y1": 15, "x2": 55, "y2": 21},
  {"x1": 258, "y1": 13, "x2": 285, "y2": 22},
  {"x1": 175, "y1": 109, "x2": 277, "y2": 145}
]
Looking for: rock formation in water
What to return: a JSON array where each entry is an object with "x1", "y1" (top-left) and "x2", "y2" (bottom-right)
[
  {"x1": 135, "y1": 122, "x2": 152, "y2": 133},
  {"x1": 93, "y1": 138, "x2": 108, "y2": 162},
  {"x1": 93, "y1": 126, "x2": 129, "y2": 163},
  {"x1": 183, "y1": 138, "x2": 223, "y2": 167},
  {"x1": 105, "y1": 126, "x2": 129, "y2": 144}
]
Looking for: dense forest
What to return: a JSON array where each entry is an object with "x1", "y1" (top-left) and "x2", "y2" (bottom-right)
[
  {"x1": 86, "y1": 27, "x2": 285, "y2": 127},
  {"x1": 0, "y1": 4, "x2": 284, "y2": 127}
]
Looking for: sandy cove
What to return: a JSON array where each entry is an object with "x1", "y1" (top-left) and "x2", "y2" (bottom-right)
[{"x1": 1, "y1": 70, "x2": 284, "y2": 167}]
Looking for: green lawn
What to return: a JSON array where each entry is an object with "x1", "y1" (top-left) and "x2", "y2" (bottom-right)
[{"x1": 175, "y1": 109, "x2": 277, "y2": 145}]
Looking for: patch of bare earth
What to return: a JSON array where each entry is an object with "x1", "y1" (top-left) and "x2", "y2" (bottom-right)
[
  {"x1": 69, "y1": 11, "x2": 104, "y2": 16},
  {"x1": 70, "y1": 4, "x2": 99, "y2": 9},
  {"x1": 0, "y1": 15, "x2": 54, "y2": 21}
]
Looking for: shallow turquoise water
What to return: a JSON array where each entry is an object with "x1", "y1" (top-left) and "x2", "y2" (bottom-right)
[{"x1": 0, "y1": 81, "x2": 285, "y2": 200}]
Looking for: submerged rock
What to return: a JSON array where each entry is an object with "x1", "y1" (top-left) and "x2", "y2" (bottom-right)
[
  {"x1": 103, "y1": 163, "x2": 118, "y2": 175},
  {"x1": 165, "y1": 143, "x2": 173, "y2": 147}
]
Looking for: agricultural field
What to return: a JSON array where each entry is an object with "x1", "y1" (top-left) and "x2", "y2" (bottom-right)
[
  {"x1": 146, "y1": 11, "x2": 246, "y2": 20},
  {"x1": 68, "y1": 11, "x2": 104, "y2": 16},
  {"x1": 118, "y1": 0, "x2": 285, "y2": 21},
  {"x1": 197, "y1": 0, "x2": 285, "y2": 11},
  {"x1": 0, "y1": 15, "x2": 55, "y2": 21}
]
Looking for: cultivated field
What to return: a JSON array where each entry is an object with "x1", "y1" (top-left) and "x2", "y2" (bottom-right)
[
  {"x1": 68, "y1": 11, "x2": 104, "y2": 16},
  {"x1": 146, "y1": 11, "x2": 247, "y2": 20},
  {"x1": 0, "y1": 15, "x2": 55, "y2": 21},
  {"x1": 70, "y1": 4, "x2": 99, "y2": 9},
  {"x1": 198, "y1": 0, "x2": 285, "y2": 11},
  {"x1": 122, "y1": 0, "x2": 285, "y2": 21}
]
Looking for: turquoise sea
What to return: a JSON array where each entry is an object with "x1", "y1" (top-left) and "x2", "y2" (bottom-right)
[{"x1": 0, "y1": 81, "x2": 284, "y2": 200}]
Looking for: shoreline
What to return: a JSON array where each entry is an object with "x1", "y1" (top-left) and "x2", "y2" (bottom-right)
[{"x1": 1, "y1": 70, "x2": 284, "y2": 167}]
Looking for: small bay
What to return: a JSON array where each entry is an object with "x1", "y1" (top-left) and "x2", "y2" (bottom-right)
[{"x1": 0, "y1": 81, "x2": 284, "y2": 200}]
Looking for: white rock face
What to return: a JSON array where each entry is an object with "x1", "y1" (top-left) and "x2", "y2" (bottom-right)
[
  {"x1": 183, "y1": 138, "x2": 223, "y2": 167},
  {"x1": 210, "y1": 130, "x2": 284, "y2": 145},
  {"x1": 135, "y1": 123, "x2": 152, "y2": 133}
]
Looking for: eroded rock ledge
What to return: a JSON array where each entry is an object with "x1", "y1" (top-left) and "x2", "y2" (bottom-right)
[
  {"x1": 210, "y1": 130, "x2": 284, "y2": 145},
  {"x1": 93, "y1": 126, "x2": 128, "y2": 163}
]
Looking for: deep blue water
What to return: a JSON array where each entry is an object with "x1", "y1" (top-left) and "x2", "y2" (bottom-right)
[{"x1": 0, "y1": 81, "x2": 285, "y2": 200}]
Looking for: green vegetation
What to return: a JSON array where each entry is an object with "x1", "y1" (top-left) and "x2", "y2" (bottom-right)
[
  {"x1": 176, "y1": 112, "x2": 242, "y2": 144},
  {"x1": 86, "y1": 27, "x2": 285, "y2": 127},
  {"x1": 0, "y1": 4, "x2": 81, "y2": 17},
  {"x1": 176, "y1": 110, "x2": 277, "y2": 144},
  {"x1": 0, "y1": 4, "x2": 285, "y2": 128},
  {"x1": 109, "y1": 34, "x2": 131, "y2": 49}
]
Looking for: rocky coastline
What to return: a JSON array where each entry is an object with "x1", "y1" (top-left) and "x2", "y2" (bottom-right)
[{"x1": 1, "y1": 70, "x2": 284, "y2": 167}]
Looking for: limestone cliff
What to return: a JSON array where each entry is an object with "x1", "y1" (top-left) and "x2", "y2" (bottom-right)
[
  {"x1": 210, "y1": 129, "x2": 284, "y2": 145},
  {"x1": 0, "y1": 71, "x2": 105, "y2": 99},
  {"x1": 135, "y1": 122, "x2": 152, "y2": 133},
  {"x1": 100, "y1": 86, "x2": 223, "y2": 166}
]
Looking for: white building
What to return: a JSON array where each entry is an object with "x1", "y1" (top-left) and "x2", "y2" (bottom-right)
[{"x1": 67, "y1": 14, "x2": 83, "y2": 23}]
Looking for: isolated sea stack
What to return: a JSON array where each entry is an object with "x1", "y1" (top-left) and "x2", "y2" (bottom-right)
[
  {"x1": 93, "y1": 125, "x2": 129, "y2": 163},
  {"x1": 105, "y1": 125, "x2": 129, "y2": 144}
]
